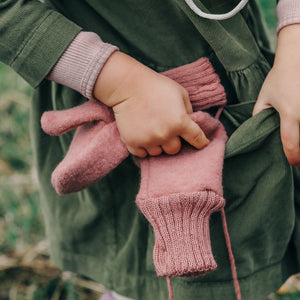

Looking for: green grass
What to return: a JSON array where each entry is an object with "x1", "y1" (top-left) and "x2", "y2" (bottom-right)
[
  {"x1": 259, "y1": 0, "x2": 277, "y2": 30},
  {"x1": 0, "y1": 65, "x2": 43, "y2": 253}
]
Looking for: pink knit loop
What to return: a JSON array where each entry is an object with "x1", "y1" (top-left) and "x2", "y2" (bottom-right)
[
  {"x1": 137, "y1": 191, "x2": 225, "y2": 277},
  {"x1": 162, "y1": 57, "x2": 227, "y2": 111}
]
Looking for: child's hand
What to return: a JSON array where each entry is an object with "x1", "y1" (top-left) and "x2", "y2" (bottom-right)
[
  {"x1": 93, "y1": 51, "x2": 209, "y2": 157},
  {"x1": 253, "y1": 24, "x2": 300, "y2": 167}
]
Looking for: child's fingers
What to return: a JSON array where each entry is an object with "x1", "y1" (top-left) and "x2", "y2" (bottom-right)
[
  {"x1": 126, "y1": 145, "x2": 148, "y2": 158},
  {"x1": 146, "y1": 146, "x2": 163, "y2": 156},
  {"x1": 182, "y1": 89, "x2": 193, "y2": 114},
  {"x1": 180, "y1": 117, "x2": 210, "y2": 149},
  {"x1": 161, "y1": 137, "x2": 182, "y2": 155},
  {"x1": 280, "y1": 117, "x2": 300, "y2": 166},
  {"x1": 252, "y1": 96, "x2": 272, "y2": 116}
]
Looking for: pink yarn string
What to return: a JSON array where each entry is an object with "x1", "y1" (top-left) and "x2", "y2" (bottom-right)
[
  {"x1": 166, "y1": 276, "x2": 174, "y2": 300},
  {"x1": 220, "y1": 208, "x2": 242, "y2": 300},
  {"x1": 215, "y1": 105, "x2": 225, "y2": 120},
  {"x1": 163, "y1": 104, "x2": 227, "y2": 300}
]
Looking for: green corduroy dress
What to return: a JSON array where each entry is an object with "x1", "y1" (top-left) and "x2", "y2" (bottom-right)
[{"x1": 1, "y1": 0, "x2": 299, "y2": 299}]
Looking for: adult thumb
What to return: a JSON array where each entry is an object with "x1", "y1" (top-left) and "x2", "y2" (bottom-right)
[{"x1": 180, "y1": 116, "x2": 210, "y2": 149}]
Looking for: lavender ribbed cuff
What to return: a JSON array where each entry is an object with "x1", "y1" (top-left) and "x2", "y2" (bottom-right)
[
  {"x1": 277, "y1": 0, "x2": 300, "y2": 33},
  {"x1": 47, "y1": 31, "x2": 119, "y2": 99}
]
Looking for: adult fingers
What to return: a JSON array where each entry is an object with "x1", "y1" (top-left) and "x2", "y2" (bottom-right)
[
  {"x1": 180, "y1": 116, "x2": 209, "y2": 149},
  {"x1": 161, "y1": 136, "x2": 182, "y2": 155},
  {"x1": 280, "y1": 117, "x2": 300, "y2": 166}
]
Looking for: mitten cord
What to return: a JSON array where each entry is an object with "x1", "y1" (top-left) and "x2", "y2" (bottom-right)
[
  {"x1": 215, "y1": 96, "x2": 241, "y2": 299},
  {"x1": 163, "y1": 105, "x2": 241, "y2": 300},
  {"x1": 221, "y1": 208, "x2": 242, "y2": 300},
  {"x1": 215, "y1": 105, "x2": 225, "y2": 120},
  {"x1": 166, "y1": 276, "x2": 174, "y2": 300},
  {"x1": 165, "y1": 209, "x2": 241, "y2": 300}
]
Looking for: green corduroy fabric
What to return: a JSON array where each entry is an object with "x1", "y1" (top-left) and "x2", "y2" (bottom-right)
[
  {"x1": 0, "y1": 0, "x2": 81, "y2": 87},
  {"x1": 1, "y1": 0, "x2": 299, "y2": 299}
]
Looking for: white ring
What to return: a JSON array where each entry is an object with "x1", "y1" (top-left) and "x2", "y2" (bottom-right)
[{"x1": 184, "y1": 0, "x2": 249, "y2": 20}]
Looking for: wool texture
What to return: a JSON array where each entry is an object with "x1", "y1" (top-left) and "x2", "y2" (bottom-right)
[
  {"x1": 161, "y1": 57, "x2": 226, "y2": 111},
  {"x1": 41, "y1": 57, "x2": 226, "y2": 195},
  {"x1": 41, "y1": 56, "x2": 242, "y2": 299},
  {"x1": 136, "y1": 110, "x2": 228, "y2": 277},
  {"x1": 42, "y1": 56, "x2": 228, "y2": 274},
  {"x1": 41, "y1": 98, "x2": 128, "y2": 195}
]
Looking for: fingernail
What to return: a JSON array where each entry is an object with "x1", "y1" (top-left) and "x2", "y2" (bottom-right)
[
  {"x1": 202, "y1": 137, "x2": 210, "y2": 147},
  {"x1": 201, "y1": 138, "x2": 210, "y2": 149}
]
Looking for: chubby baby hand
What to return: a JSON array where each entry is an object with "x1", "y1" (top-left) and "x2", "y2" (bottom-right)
[{"x1": 93, "y1": 51, "x2": 209, "y2": 157}]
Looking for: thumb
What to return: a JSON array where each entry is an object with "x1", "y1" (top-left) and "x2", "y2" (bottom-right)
[
  {"x1": 180, "y1": 116, "x2": 210, "y2": 149},
  {"x1": 280, "y1": 116, "x2": 300, "y2": 166},
  {"x1": 252, "y1": 96, "x2": 272, "y2": 116},
  {"x1": 182, "y1": 89, "x2": 193, "y2": 114}
]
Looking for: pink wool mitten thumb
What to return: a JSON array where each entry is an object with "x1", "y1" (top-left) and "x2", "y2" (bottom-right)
[
  {"x1": 41, "y1": 98, "x2": 129, "y2": 194},
  {"x1": 41, "y1": 98, "x2": 114, "y2": 135},
  {"x1": 136, "y1": 110, "x2": 228, "y2": 277}
]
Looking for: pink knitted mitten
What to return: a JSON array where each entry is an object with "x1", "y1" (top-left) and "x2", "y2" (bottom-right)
[
  {"x1": 41, "y1": 98, "x2": 129, "y2": 194},
  {"x1": 42, "y1": 57, "x2": 242, "y2": 298},
  {"x1": 136, "y1": 110, "x2": 228, "y2": 277},
  {"x1": 41, "y1": 57, "x2": 226, "y2": 195}
]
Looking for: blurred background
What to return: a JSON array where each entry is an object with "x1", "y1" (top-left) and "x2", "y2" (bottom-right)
[{"x1": 0, "y1": 1, "x2": 298, "y2": 299}]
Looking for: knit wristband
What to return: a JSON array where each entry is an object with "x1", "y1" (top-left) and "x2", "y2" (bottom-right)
[
  {"x1": 136, "y1": 190, "x2": 225, "y2": 277},
  {"x1": 277, "y1": 0, "x2": 300, "y2": 33},
  {"x1": 162, "y1": 57, "x2": 226, "y2": 111},
  {"x1": 47, "y1": 31, "x2": 119, "y2": 99}
]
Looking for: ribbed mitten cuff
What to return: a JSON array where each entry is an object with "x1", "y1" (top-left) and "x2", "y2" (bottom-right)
[
  {"x1": 136, "y1": 190, "x2": 225, "y2": 277},
  {"x1": 277, "y1": 0, "x2": 300, "y2": 33},
  {"x1": 47, "y1": 31, "x2": 119, "y2": 99},
  {"x1": 161, "y1": 57, "x2": 226, "y2": 111}
]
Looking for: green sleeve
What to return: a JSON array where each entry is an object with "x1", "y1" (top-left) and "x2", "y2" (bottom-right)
[{"x1": 0, "y1": 0, "x2": 82, "y2": 87}]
